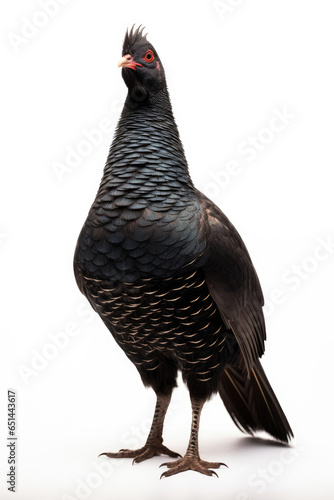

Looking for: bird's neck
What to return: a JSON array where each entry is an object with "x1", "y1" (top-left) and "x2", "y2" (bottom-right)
[{"x1": 100, "y1": 88, "x2": 194, "y2": 195}]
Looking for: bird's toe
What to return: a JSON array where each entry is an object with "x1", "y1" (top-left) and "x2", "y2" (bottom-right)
[
  {"x1": 160, "y1": 455, "x2": 225, "y2": 478},
  {"x1": 100, "y1": 442, "x2": 180, "y2": 464}
]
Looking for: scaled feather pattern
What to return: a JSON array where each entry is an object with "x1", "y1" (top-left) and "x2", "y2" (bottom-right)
[{"x1": 74, "y1": 26, "x2": 293, "y2": 477}]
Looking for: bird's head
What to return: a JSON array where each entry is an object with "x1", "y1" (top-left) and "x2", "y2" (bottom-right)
[{"x1": 118, "y1": 26, "x2": 166, "y2": 105}]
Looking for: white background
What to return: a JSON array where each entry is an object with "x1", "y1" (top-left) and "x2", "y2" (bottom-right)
[{"x1": 1, "y1": 0, "x2": 334, "y2": 499}]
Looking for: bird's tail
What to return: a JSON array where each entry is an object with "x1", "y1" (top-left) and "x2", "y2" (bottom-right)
[{"x1": 219, "y1": 358, "x2": 293, "y2": 443}]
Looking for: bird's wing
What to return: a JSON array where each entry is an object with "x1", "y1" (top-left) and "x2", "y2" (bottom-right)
[{"x1": 196, "y1": 189, "x2": 266, "y2": 375}]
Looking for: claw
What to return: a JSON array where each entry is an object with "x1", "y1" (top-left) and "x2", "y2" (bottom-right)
[
  {"x1": 99, "y1": 443, "x2": 180, "y2": 464},
  {"x1": 159, "y1": 462, "x2": 169, "y2": 468},
  {"x1": 159, "y1": 455, "x2": 226, "y2": 477}
]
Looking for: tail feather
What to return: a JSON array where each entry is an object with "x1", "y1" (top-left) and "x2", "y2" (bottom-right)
[{"x1": 219, "y1": 359, "x2": 293, "y2": 443}]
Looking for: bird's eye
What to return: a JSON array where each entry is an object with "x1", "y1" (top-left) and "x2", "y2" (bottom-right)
[{"x1": 143, "y1": 49, "x2": 154, "y2": 62}]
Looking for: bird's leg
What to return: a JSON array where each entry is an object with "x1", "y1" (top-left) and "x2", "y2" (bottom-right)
[
  {"x1": 100, "y1": 392, "x2": 180, "y2": 463},
  {"x1": 160, "y1": 396, "x2": 226, "y2": 477}
]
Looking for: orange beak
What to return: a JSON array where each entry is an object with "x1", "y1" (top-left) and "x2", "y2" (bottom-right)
[{"x1": 118, "y1": 54, "x2": 143, "y2": 71}]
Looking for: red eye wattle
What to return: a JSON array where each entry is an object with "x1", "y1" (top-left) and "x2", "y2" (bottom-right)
[{"x1": 143, "y1": 49, "x2": 154, "y2": 62}]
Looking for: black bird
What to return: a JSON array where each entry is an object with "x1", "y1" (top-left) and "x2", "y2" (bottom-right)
[{"x1": 74, "y1": 26, "x2": 293, "y2": 477}]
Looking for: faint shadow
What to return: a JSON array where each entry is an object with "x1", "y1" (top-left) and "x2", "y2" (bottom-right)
[
  {"x1": 233, "y1": 435, "x2": 292, "y2": 450},
  {"x1": 206, "y1": 434, "x2": 293, "y2": 457}
]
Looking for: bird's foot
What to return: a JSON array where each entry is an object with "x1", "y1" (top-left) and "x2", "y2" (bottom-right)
[
  {"x1": 99, "y1": 442, "x2": 181, "y2": 464},
  {"x1": 160, "y1": 454, "x2": 226, "y2": 478}
]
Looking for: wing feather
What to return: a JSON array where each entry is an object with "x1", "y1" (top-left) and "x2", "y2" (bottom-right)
[{"x1": 196, "y1": 189, "x2": 266, "y2": 375}]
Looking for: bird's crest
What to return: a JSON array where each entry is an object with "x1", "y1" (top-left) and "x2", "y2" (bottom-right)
[{"x1": 123, "y1": 25, "x2": 148, "y2": 55}]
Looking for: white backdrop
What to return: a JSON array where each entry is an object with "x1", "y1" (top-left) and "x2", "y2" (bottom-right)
[{"x1": 1, "y1": 0, "x2": 333, "y2": 499}]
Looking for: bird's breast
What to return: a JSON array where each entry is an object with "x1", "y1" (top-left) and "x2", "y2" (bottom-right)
[
  {"x1": 74, "y1": 264, "x2": 228, "y2": 376},
  {"x1": 74, "y1": 195, "x2": 207, "y2": 283}
]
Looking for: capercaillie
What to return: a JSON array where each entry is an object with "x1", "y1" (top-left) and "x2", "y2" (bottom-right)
[{"x1": 74, "y1": 25, "x2": 293, "y2": 477}]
